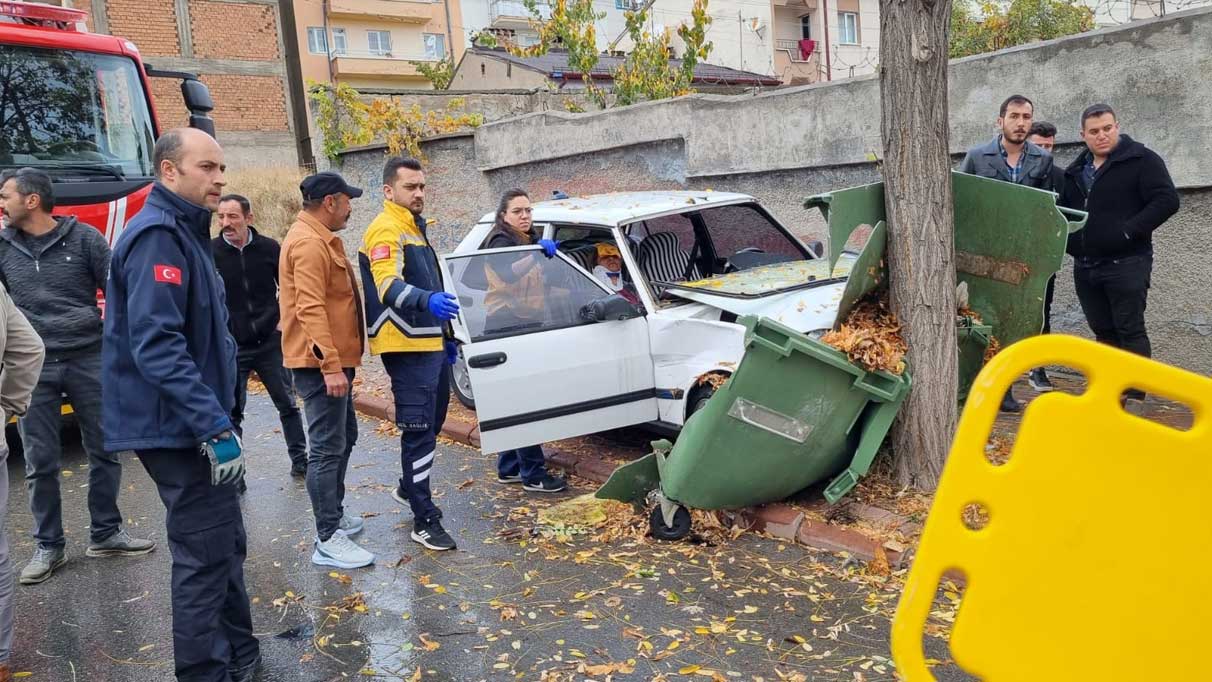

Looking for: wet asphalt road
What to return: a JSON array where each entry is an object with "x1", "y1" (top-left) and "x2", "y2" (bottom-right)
[{"x1": 6, "y1": 394, "x2": 969, "y2": 681}]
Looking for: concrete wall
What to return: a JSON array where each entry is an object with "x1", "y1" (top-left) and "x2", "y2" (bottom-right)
[{"x1": 331, "y1": 8, "x2": 1212, "y2": 374}]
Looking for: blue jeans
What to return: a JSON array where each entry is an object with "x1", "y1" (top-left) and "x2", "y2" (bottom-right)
[
  {"x1": 18, "y1": 349, "x2": 122, "y2": 549},
  {"x1": 136, "y1": 448, "x2": 258, "y2": 682},
  {"x1": 292, "y1": 368, "x2": 357, "y2": 541},
  {"x1": 382, "y1": 352, "x2": 446, "y2": 522},
  {"x1": 232, "y1": 333, "x2": 307, "y2": 469},
  {"x1": 497, "y1": 445, "x2": 548, "y2": 485}
]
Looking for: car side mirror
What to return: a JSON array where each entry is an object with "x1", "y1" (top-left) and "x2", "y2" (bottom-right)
[
  {"x1": 807, "y1": 240, "x2": 825, "y2": 259},
  {"x1": 580, "y1": 294, "x2": 644, "y2": 323}
]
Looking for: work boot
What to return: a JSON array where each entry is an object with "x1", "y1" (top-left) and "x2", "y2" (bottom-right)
[
  {"x1": 19, "y1": 546, "x2": 67, "y2": 585},
  {"x1": 411, "y1": 518, "x2": 456, "y2": 551},
  {"x1": 1, "y1": 660, "x2": 12, "y2": 682},
  {"x1": 523, "y1": 475, "x2": 568, "y2": 493},
  {"x1": 86, "y1": 528, "x2": 157, "y2": 558},
  {"x1": 999, "y1": 390, "x2": 1024, "y2": 414},
  {"x1": 312, "y1": 533, "x2": 374, "y2": 569},
  {"x1": 1028, "y1": 368, "x2": 1054, "y2": 393},
  {"x1": 335, "y1": 512, "x2": 364, "y2": 537}
]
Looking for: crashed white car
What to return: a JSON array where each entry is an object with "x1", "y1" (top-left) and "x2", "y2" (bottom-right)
[{"x1": 440, "y1": 191, "x2": 856, "y2": 454}]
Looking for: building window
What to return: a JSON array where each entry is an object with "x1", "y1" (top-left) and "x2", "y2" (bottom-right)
[
  {"x1": 367, "y1": 30, "x2": 392, "y2": 56},
  {"x1": 423, "y1": 33, "x2": 446, "y2": 60},
  {"x1": 306, "y1": 26, "x2": 327, "y2": 54},
  {"x1": 838, "y1": 12, "x2": 858, "y2": 44},
  {"x1": 331, "y1": 28, "x2": 347, "y2": 55},
  {"x1": 800, "y1": 14, "x2": 812, "y2": 40},
  {"x1": 615, "y1": 0, "x2": 639, "y2": 9}
]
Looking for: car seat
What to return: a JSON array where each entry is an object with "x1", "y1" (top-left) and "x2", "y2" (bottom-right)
[{"x1": 636, "y1": 232, "x2": 702, "y2": 283}]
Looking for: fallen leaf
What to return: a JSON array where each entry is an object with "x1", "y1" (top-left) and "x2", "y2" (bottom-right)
[
  {"x1": 419, "y1": 633, "x2": 440, "y2": 651},
  {"x1": 679, "y1": 664, "x2": 702, "y2": 674}
]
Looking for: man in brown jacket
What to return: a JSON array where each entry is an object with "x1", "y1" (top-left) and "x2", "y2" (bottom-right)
[
  {"x1": 0, "y1": 282, "x2": 46, "y2": 682},
  {"x1": 279, "y1": 172, "x2": 372, "y2": 569}
]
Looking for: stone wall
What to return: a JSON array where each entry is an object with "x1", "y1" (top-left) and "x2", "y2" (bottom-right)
[{"x1": 332, "y1": 9, "x2": 1212, "y2": 373}]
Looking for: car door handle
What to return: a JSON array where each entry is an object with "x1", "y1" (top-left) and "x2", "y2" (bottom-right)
[{"x1": 468, "y1": 352, "x2": 507, "y2": 369}]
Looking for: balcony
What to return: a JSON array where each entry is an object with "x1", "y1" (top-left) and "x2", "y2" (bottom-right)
[
  {"x1": 775, "y1": 38, "x2": 817, "y2": 62},
  {"x1": 328, "y1": 0, "x2": 433, "y2": 24},
  {"x1": 330, "y1": 51, "x2": 436, "y2": 81},
  {"x1": 773, "y1": 48, "x2": 821, "y2": 85},
  {"x1": 489, "y1": 0, "x2": 550, "y2": 30}
]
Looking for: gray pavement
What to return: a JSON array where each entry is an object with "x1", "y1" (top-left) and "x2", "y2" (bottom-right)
[{"x1": 5, "y1": 394, "x2": 967, "y2": 681}]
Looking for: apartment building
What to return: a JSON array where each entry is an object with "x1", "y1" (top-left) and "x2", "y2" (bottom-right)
[
  {"x1": 771, "y1": 0, "x2": 878, "y2": 84},
  {"x1": 1086, "y1": 0, "x2": 1210, "y2": 24},
  {"x1": 294, "y1": 0, "x2": 465, "y2": 90}
]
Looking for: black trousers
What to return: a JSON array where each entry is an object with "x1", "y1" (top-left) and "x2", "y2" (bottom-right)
[
  {"x1": 1073, "y1": 254, "x2": 1152, "y2": 359},
  {"x1": 137, "y1": 448, "x2": 259, "y2": 681}
]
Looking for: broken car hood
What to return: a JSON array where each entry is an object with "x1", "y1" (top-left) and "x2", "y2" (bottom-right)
[{"x1": 664, "y1": 258, "x2": 855, "y2": 334}]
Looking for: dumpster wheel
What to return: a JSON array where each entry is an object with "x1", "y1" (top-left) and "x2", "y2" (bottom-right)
[{"x1": 649, "y1": 504, "x2": 691, "y2": 541}]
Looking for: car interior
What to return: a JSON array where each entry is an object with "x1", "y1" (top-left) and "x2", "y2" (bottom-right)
[{"x1": 623, "y1": 203, "x2": 817, "y2": 299}]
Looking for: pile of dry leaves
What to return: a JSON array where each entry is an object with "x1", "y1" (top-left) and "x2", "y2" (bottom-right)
[{"x1": 821, "y1": 295, "x2": 907, "y2": 375}]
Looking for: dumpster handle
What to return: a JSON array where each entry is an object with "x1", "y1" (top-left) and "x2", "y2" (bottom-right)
[
  {"x1": 1057, "y1": 206, "x2": 1088, "y2": 233},
  {"x1": 803, "y1": 193, "x2": 833, "y2": 213},
  {"x1": 824, "y1": 378, "x2": 910, "y2": 504}
]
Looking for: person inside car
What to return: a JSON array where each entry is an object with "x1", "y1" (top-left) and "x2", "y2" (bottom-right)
[{"x1": 592, "y1": 242, "x2": 625, "y2": 292}]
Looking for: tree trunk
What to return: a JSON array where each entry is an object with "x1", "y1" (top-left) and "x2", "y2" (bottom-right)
[{"x1": 879, "y1": 0, "x2": 957, "y2": 491}]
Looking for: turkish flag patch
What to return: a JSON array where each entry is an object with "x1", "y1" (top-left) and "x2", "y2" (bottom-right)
[
  {"x1": 154, "y1": 264, "x2": 182, "y2": 285},
  {"x1": 370, "y1": 245, "x2": 391, "y2": 262}
]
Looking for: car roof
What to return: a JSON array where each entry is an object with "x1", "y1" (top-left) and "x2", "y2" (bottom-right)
[{"x1": 474, "y1": 191, "x2": 756, "y2": 228}]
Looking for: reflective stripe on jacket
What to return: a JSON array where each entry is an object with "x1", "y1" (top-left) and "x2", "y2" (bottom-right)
[{"x1": 358, "y1": 201, "x2": 444, "y2": 354}]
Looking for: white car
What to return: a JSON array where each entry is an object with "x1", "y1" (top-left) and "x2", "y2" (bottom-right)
[{"x1": 440, "y1": 191, "x2": 858, "y2": 454}]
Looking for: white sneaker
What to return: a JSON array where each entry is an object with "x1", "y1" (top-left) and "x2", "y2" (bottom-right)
[
  {"x1": 335, "y1": 513, "x2": 364, "y2": 537},
  {"x1": 311, "y1": 533, "x2": 374, "y2": 569}
]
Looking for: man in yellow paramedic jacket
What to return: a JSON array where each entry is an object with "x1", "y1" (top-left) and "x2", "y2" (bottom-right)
[{"x1": 358, "y1": 157, "x2": 459, "y2": 551}]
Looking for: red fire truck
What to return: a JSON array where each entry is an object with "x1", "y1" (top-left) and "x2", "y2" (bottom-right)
[
  {"x1": 1, "y1": 0, "x2": 215, "y2": 428},
  {"x1": 1, "y1": 0, "x2": 215, "y2": 245}
]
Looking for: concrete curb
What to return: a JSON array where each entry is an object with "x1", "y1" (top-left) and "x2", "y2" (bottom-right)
[{"x1": 352, "y1": 392, "x2": 910, "y2": 567}]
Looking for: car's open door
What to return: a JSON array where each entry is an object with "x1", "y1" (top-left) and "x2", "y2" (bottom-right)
[{"x1": 440, "y1": 246, "x2": 658, "y2": 452}]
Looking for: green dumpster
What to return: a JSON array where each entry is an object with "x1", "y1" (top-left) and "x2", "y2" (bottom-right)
[
  {"x1": 807, "y1": 171, "x2": 1087, "y2": 395},
  {"x1": 597, "y1": 314, "x2": 910, "y2": 539}
]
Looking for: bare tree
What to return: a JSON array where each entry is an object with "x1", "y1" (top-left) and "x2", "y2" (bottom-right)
[{"x1": 879, "y1": 0, "x2": 958, "y2": 490}]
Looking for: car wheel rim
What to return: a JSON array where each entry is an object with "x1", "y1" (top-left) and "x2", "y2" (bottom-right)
[{"x1": 453, "y1": 356, "x2": 474, "y2": 400}]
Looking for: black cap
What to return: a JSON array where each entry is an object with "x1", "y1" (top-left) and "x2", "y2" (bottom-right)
[{"x1": 300, "y1": 172, "x2": 363, "y2": 201}]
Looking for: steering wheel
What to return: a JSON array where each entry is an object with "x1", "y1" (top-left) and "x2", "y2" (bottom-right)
[
  {"x1": 46, "y1": 139, "x2": 103, "y2": 155},
  {"x1": 724, "y1": 247, "x2": 767, "y2": 273}
]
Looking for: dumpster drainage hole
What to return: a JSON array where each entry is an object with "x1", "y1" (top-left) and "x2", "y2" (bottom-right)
[
  {"x1": 1119, "y1": 389, "x2": 1194, "y2": 431},
  {"x1": 961, "y1": 503, "x2": 990, "y2": 531}
]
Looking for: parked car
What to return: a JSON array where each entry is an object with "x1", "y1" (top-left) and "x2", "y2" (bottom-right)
[{"x1": 440, "y1": 190, "x2": 866, "y2": 454}]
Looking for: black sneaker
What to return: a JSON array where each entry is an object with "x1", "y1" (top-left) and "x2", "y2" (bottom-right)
[
  {"x1": 229, "y1": 651, "x2": 261, "y2": 682},
  {"x1": 999, "y1": 390, "x2": 1024, "y2": 414},
  {"x1": 496, "y1": 473, "x2": 522, "y2": 485},
  {"x1": 411, "y1": 518, "x2": 456, "y2": 551},
  {"x1": 290, "y1": 463, "x2": 308, "y2": 478},
  {"x1": 1028, "y1": 368, "x2": 1054, "y2": 393},
  {"x1": 522, "y1": 475, "x2": 568, "y2": 493}
]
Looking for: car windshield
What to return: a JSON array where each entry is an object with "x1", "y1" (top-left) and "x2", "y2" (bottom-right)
[{"x1": 0, "y1": 44, "x2": 155, "y2": 178}]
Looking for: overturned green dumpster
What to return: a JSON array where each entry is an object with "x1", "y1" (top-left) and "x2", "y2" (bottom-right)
[{"x1": 597, "y1": 172, "x2": 1085, "y2": 540}]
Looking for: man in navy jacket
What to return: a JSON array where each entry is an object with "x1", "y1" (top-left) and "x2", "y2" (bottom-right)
[{"x1": 103, "y1": 128, "x2": 259, "y2": 682}]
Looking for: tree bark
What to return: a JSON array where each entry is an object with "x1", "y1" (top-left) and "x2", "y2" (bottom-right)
[{"x1": 879, "y1": 0, "x2": 957, "y2": 491}]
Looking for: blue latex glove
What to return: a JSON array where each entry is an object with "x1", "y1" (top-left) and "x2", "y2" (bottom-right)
[
  {"x1": 427, "y1": 291, "x2": 460, "y2": 321},
  {"x1": 537, "y1": 239, "x2": 559, "y2": 258},
  {"x1": 201, "y1": 432, "x2": 244, "y2": 487},
  {"x1": 444, "y1": 341, "x2": 459, "y2": 366}
]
